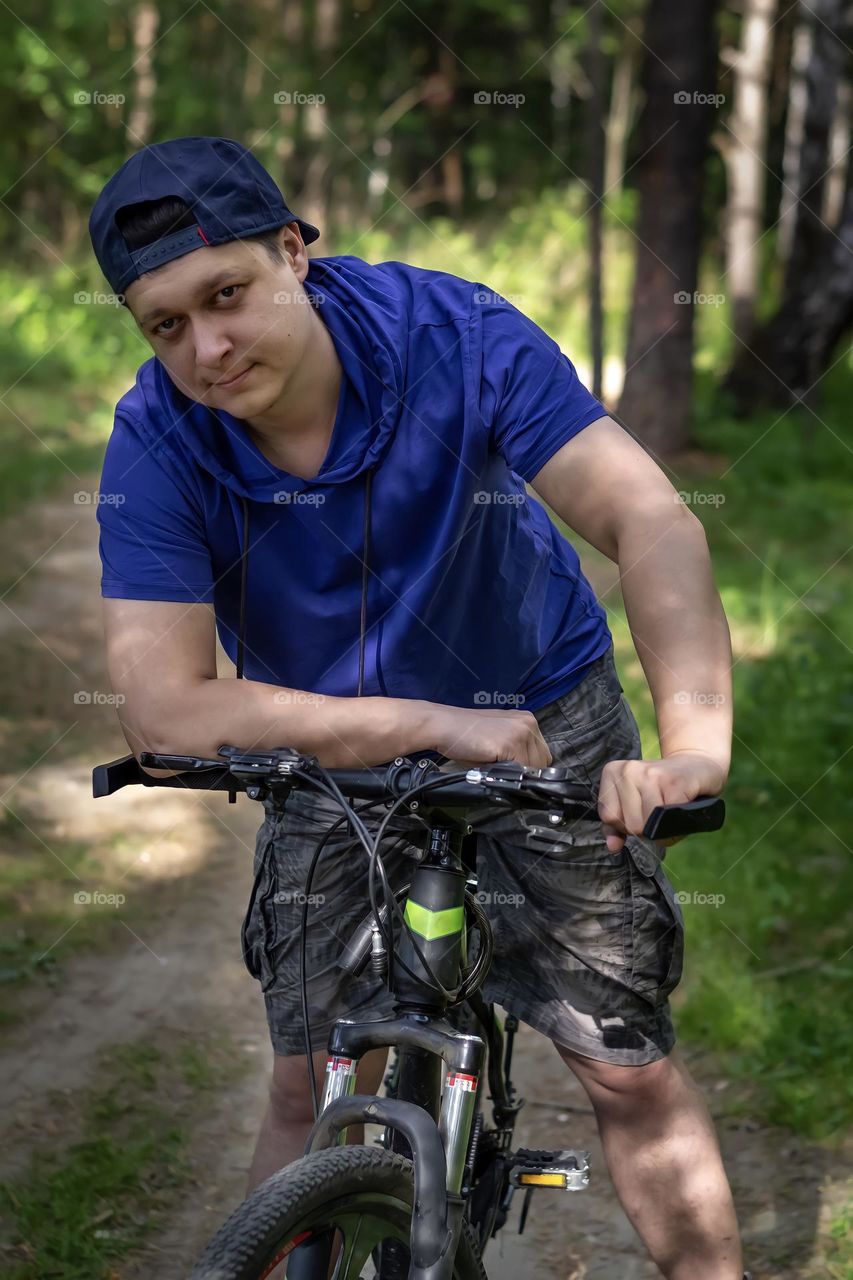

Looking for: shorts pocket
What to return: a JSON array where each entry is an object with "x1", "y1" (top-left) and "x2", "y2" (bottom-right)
[
  {"x1": 625, "y1": 853, "x2": 684, "y2": 1007},
  {"x1": 545, "y1": 694, "x2": 640, "y2": 792},
  {"x1": 240, "y1": 829, "x2": 280, "y2": 993}
]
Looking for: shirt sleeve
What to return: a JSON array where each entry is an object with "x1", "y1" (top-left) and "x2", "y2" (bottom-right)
[
  {"x1": 476, "y1": 287, "x2": 607, "y2": 481},
  {"x1": 97, "y1": 413, "x2": 215, "y2": 603}
]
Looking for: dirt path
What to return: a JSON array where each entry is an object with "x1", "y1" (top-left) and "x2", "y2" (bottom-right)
[{"x1": 1, "y1": 480, "x2": 849, "y2": 1279}]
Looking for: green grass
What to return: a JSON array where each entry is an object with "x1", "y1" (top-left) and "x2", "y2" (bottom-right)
[
  {"x1": 0, "y1": 262, "x2": 146, "y2": 519},
  {"x1": 0, "y1": 1033, "x2": 238, "y2": 1280},
  {"x1": 827, "y1": 1194, "x2": 853, "y2": 1279},
  {"x1": 0, "y1": 807, "x2": 137, "y2": 998}
]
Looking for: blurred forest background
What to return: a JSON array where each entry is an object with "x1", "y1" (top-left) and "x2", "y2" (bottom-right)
[{"x1": 1, "y1": 1, "x2": 852, "y2": 1277}]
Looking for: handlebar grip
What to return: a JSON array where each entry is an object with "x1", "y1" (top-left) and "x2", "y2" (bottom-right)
[{"x1": 642, "y1": 795, "x2": 725, "y2": 841}]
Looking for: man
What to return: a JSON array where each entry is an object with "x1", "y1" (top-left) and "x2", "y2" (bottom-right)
[{"x1": 89, "y1": 136, "x2": 746, "y2": 1278}]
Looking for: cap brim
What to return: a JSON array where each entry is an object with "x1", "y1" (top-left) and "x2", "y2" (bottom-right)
[{"x1": 295, "y1": 218, "x2": 321, "y2": 245}]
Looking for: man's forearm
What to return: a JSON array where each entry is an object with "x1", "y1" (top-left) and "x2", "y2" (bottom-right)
[
  {"x1": 616, "y1": 506, "x2": 733, "y2": 777},
  {"x1": 130, "y1": 675, "x2": 439, "y2": 768}
]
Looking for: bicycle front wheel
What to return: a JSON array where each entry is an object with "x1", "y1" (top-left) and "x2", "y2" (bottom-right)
[{"x1": 189, "y1": 1144, "x2": 487, "y2": 1280}]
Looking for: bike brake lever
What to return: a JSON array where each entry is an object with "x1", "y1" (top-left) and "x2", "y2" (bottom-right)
[{"x1": 217, "y1": 745, "x2": 317, "y2": 775}]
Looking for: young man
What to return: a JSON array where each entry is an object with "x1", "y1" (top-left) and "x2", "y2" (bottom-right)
[{"x1": 89, "y1": 137, "x2": 745, "y2": 1278}]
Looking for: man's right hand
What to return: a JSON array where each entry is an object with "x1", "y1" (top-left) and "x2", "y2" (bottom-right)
[{"x1": 425, "y1": 705, "x2": 552, "y2": 769}]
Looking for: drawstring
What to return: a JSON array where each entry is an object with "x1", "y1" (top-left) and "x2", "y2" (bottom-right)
[
  {"x1": 357, "y1": 466, "x2": 374, "y2": 697},
  {"x1": 229, "y1": 495, "x2": 251, "y2": 805},
  {"x1": 236, "y1": 495, "x2": 250, "y2": 682},
  {"x1": 233, "y1": 465, "x2": 374, "y2": 792}
]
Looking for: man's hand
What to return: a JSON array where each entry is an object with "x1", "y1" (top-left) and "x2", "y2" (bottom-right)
[
  {"x1": 428, "y1": 706, "x2": 553, "y2": 769},
  {"x1": 598, "y1": 750, "x2": 727, "y2": 853}
]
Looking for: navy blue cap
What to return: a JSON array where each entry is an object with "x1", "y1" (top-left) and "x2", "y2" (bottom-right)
[{"x1": 88, "y1": 135, "x2": 320, "y2": 296}]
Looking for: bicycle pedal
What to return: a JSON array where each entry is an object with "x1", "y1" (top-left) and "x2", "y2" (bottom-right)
[{"x1": 508, "y1": 1148, "x2": 590, "y2": 1191}]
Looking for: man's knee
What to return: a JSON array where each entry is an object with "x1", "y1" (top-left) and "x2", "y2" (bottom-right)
[
  {"x1": 554, "y1": 1041, "x2": 681, "y2": 1111},
  {"x1": 267, "y1": 1050, "x2": 325, "y2": 1129},
  {"x1": 266, "y1": 1045, "x2": 389, "y2": 1129}
]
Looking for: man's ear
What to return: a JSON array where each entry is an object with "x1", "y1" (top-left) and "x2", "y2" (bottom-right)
[{"x1": 280, "y1": 221, "x2": 308, "y2": 280}]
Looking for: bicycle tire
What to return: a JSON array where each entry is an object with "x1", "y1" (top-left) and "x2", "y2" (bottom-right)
[{"x1": 189, "y1": 1144, "x2": 487, "y2": 1280}]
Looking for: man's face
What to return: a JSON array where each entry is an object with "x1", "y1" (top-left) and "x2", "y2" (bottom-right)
[{"x1": 124, "y1": 222, "x2": 313, "y2": 416}]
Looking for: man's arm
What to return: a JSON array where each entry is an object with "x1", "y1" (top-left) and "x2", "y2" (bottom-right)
[
  {"x1": 529, "y1": 414, "x2": 732, "y2": 852},
  {"x1": 102, "y1": 598, "x2": 552, "y2": 771}
]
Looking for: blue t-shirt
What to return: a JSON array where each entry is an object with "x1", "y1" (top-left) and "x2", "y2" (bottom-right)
[{"x1": 97, "y1": 255, "x2": 611, "y2": 710}]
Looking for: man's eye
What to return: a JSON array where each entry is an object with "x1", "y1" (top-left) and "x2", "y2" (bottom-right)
[{"x1": 151, "y1": 285, "x2": 241, "y2": 336}]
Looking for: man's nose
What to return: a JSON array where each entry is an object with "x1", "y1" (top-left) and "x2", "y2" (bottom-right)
[{"x1": 193, "y1": 320, "x2": 233, "y2": 369}]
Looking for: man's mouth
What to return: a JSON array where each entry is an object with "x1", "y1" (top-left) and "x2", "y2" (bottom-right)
[{"x1": 212, "y1": 363, "x2": 256, "y2": 390}]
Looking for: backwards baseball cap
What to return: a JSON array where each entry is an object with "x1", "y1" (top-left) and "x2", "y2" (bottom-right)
[{"x1": 88, "y1": 135, "x2": 320, "y2": 296}]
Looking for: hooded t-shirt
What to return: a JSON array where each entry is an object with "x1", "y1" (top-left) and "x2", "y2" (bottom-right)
[{"x1": 96, "y1": 254, "x2": 611, "y2": 711}]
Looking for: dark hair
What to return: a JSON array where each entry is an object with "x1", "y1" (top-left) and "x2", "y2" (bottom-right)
[{"x1": 116, "y1": 195, "x2": 287, "y2": 267}]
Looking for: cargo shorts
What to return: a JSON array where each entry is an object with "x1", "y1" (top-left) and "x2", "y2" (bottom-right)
[{"x1": 240, "y1": 645, "x2": 685, "y2": 1066}]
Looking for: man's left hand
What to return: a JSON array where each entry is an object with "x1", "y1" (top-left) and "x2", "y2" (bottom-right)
[{"x1": 598, "y1": 750, "x2": 727, "y2": 854}]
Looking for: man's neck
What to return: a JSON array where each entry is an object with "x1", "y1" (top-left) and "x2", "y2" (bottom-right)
[{"x1": 244, "y1": 312, "x2": 343, "y2": 480}]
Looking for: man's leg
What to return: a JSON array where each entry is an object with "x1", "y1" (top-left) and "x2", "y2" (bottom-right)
[
  {"x1": 555, "y1": 1041, "x2": 743, "y2": 1279},
  {"x1": 248, "y1": 1044, "x2": 389, "y2": 1190}
]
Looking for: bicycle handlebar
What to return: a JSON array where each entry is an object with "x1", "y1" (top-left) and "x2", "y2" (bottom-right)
[{"x1": 92, "y1": 746, "x2": 726, "y2": 842}]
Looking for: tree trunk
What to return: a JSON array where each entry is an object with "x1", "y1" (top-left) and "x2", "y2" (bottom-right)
[
  {"x1": 824, "y1": 76, "x2": 851, "y2": 228},
  {"x1": 616, "y1": 0, "x2": 720, "y2": 457},
  {"x1": 776, "y1": 13, "x2": 815, "y2": 264},
  {"x1": 126, "y1": 2, "x2": 160, "y2": 150},
  {"x1": 584, "y1": 0, "x2": 606, "y2": 400},
  {"x1": 604, "y1": 19, "x2": 639, "y2": 198},
  {"x1": 724, "y1": 0, "x2": 851, "y2": 409},
  {"x1": 721, "y1": 0, "x2": 776, "y2": 348},
  {"x1": 550, "y1": 0, "x2": 573, "y2": 161}
]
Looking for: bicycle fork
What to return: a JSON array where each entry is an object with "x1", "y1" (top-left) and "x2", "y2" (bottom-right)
[
  {"x1": 307, "y1": 1016, "x2": 485, "y2": 1275},
  {"x1": 319, "y1": 1036, "x2": 480, "y2": 1194},
  {"x1": 297, "y1": 824, "x2": 485, "y2": 1278}
]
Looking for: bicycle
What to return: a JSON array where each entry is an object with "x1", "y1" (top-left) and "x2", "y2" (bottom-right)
[{"x1": 93, "y1": 743, "x2": 725, "y2": 1280}]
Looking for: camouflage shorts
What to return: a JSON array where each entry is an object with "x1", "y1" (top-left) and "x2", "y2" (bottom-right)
[{"x1": 240, "y1": 645, "x2": 684, "y2": 1066}]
